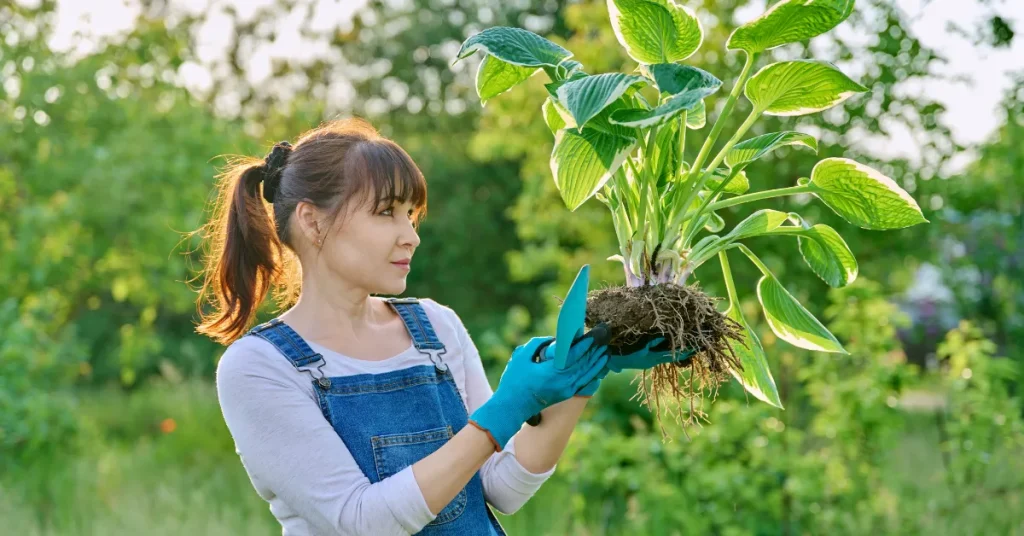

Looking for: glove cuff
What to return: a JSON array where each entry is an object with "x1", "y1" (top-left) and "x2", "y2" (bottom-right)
[
  {"x1": 466, "y1": 420, "x2": 503, "y2": 452},
  {"x1": 468, "y1": 392, "x2": 534, "y2": 452}
]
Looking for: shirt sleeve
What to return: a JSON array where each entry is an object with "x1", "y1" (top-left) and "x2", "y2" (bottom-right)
[
  {"x1": 443, "y1": 304, "x2": 557, "y2": 515},
  {"x1": 215, "y1": 346, "x2": 437, "y2": 536}
]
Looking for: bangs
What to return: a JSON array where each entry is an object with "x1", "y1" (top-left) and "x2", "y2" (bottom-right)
[{"x1": 347, "y1": 140, "x2": 428, "y2": 224}]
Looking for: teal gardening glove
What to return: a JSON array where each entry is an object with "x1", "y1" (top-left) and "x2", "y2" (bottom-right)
[
  {"x1": 468, "y1": 335, "x2": 609, "y2": 451},
  {"x1": 576, "y1": 337, "x2": 697, "y2": 397}
]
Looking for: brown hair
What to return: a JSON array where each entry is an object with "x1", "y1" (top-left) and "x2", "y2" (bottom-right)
[{"x1": 192, "y1": 117, "x2": 427, "y2": 345}]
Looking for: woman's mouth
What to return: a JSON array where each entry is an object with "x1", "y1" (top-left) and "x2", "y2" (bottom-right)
[{"x1": 392, "y1": 261, "x2": 411, "y2": 271}]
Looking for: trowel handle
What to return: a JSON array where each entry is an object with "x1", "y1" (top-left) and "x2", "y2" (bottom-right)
[{"x1": 526, "y1": 323, "x2": 611, "y2": 426}]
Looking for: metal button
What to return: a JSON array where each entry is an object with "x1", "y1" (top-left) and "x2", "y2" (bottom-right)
[{"x1": 317, "y1": 377, "x2": 332, "y2": 389}]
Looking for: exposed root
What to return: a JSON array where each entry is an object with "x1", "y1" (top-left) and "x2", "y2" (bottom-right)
[{"x1": 580, "y1": 282, "x2": 746, "y2": 436}]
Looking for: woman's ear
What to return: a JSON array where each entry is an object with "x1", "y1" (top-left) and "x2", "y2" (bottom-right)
[{"x1": 294, "y1": 200, "x2": 324, "y2": 246}]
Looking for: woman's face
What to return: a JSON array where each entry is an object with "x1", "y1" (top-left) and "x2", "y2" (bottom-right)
[{"x1": 313, "y1": 193, "x2": 420, "y2": 296}]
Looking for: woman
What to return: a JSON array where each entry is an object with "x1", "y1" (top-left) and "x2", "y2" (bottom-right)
[{"x1": 195, "y1": 118, "x2": 676, "y2": 535}]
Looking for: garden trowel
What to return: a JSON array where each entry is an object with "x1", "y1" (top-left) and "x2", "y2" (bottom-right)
[{"x1": 526, "y1": 264, "x2": 610, "y2": 426}]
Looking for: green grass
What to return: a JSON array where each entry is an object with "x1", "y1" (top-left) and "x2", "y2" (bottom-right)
[
  {"x1": 3, "y1": 380, "x2": 1022, "y2": 535},
  {"x1": 0, "y1": 379, "x2": 577, "y2": 536},
  {"x1": 1, "y1": 380, "x2": 278, "y2": 535}
]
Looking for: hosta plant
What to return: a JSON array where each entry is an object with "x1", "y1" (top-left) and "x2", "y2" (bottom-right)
[{"x1": 454, "y1": 0, "x2": 927, "y2": 425}]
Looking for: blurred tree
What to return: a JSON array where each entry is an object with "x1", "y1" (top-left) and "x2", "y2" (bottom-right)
[
  {"x1": 930, "y1": 75, "x2": 1024, "y2": 365},
  {"x1": 0, "y1": 0, "x2": 258, "y2": 461}
]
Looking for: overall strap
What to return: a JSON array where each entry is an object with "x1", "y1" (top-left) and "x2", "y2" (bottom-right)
[
  {"x1": 246, "y1": 318, "x2": 332, "y2": 389},
  {"x1": 383, "y1": 297, "x2": 450, "y2": 372}
]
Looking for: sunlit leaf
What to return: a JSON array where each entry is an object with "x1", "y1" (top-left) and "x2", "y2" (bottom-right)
[
  {"x1": 794, "y1": 223, "x2": 859, "y2": 287},
  {"x1": 686, "y1": 99, "x2": 706, "y2": 128},
  {"x1": 476, "y1": 55, "x2": 538, "y2": 105},
  {"x1": 555, "y1": 73, "x2": 648, "y2": 131},
  {"x1": 726, "y1": 209, "x2": 789, "y2": 241},
  {"x1": 643, "y1": 63, "x2": 721, "y2": 96},
  {"x1": 808, "y1": 158, "x2": 928, "y2": 229},
  {"x1": 586, "y1": 97, "x2": 642, "y2": 140},
  {"x1": 704, "y1": 211, "x2": 725, "y2": 232},
  {"x1": 542, "y1": 97, "x2": 567, "y2": 133},
  {"x1": 720, "y1": 252, "x2": 782, "y2": 408},
  {"x1": 609, "y1": 64, "x2": 721, "y2": 128},
  {"x1": 753, "y1": 270, "x2": 847, "y2": 353},
  {"x1": 725, "y1": 131, "x2": 818, "y2": 168},
  {"x1": 607, "y1": 0, "x2": 703, "y2": 64},
  {"x1": 726, "y1": 307, "x2": 783, "y2": 407},
  {"x1": 608, "y1": 89, "x2": 710, "y2": 128},
  {"x1": 745, "y1": 60, "x2": 867, "y2": 116},
  {"x1": 727, "y1": 0, "x2": 855, "y2": 54},
  {"x1": 706, "y1": 168, "x2": 750, "y2": 195},
  {"x1": 551, "y1": 127, "x2": 637, "y2": 211},
  {"x1": 455, "y1": 26, "x2": 573, "y2": 67}
]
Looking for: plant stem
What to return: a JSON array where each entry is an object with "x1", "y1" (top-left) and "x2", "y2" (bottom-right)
[
  {"x1": 690, "y1": 242, "x2": 738, "y2": 273},
  {"x1": 719, "y1": 250, "x2": 740, "y2": 305},
  {"x1": 705, "y1": 184, "x2": 811, "y2": 213},
  {"x1": 685, "y1": 51, "x2": 757, "y2": 187},
  {"x1": 617, "y1": 164, "x2": 639, "y2": 227},
  {"x1": 679, "y1": 175, "x2": 731, "y2": 248},
  {"x1": 675, "y1": 107, "x2": 761, "y2": 247},
  {"x1": 737, "y1": 243, "x2": 771, "y2": 275},
  {"x1": 639, "y1": 123, "x2": 660, "y2": 246},
  {"x1": 677, "y1": 112, "x2": 687, "y2": 177},
  {"x1": 664, "y1": 51, "x2": 759, "y2": 246}
]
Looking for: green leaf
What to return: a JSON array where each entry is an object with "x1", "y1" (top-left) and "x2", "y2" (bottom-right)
[
  {"x1": 720, "y1": 251, "x2": 782, "y2": 408},
  {"x1": 692, "y1": 234, "x2": 722, "y2": 256},
  {"x1": 607, "y1": 0, "x2": 703, "y2": 64},
  {"x1": 727, "y1": 0, "x2": 855, "y2": 54},
  {"x1": 643, "y1": 63, "x2": 722, "y2": 96},
  {"x1": 551, "y1": 128, "x2": 637, "y2": 211},
  {"x1": 542, "y1": 98, "x2": 567, "y2": 134},
  {"x1": 609, "y1": 64, "x2": 720, "y2": 128},
  {"x1": 607, "y1": 88, "x2": 713, "y2": 128},
  {"x1": 794, "y1": 223, "x2": 858, "y2": 287},
  {"x1": 686, "y1": 99, "x2": 706, "y2": 128},
  {"x1": 455, "y1": 26, "x2": 573, "y2": 68},
  {"x1": 726, "y1": 209, "x2": 789, "y2": 241},
  {"x1": 704, "y1": 211, "x2": 725, "y2": 232},
  {"x1": 650, "y1": 120, "x2": 680, "y2": 186},
  {"x1": 586, "y1": 97, "x2": 642, "y2": 140},
  {"x1": 745, "y1": 60, "x2": 867, "y2": 116},
  {"x1": 706, "y1": 168, "x2": 750, "y2": 195},
  {"x1": 756, "y1": 273, "x2": 847, "y2": 353},
  {"x1": 725, "y1": 307, "x2": 782, "y2": 407},
  {"x1": 725, "y1": 131, "x2": 818, "y2": 168},
  {"x1": 808, "y1": 158, "x2": 928, "y2": 229},
  {"x1": 558, "y1": 59, "x2": 585, "y2": 79},
  {"x1": 555, "y1": 73, "x2": 647, "y2": 131},
  {"x1": 544, "y1": 71, "x2": 588, "y2": 101},
  {"x1": 476, "y1": 55, "x2": 538, "y2": 105}
]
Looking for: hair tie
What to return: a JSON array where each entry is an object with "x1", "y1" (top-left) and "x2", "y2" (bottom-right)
[{"x1": 260, "y1": 141, "x2": 293, "y2": 203}]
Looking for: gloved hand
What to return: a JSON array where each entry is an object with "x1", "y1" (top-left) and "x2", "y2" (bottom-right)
[
  {"x1": 576, "y1": 337, "x2": 696, "y2": 397},
  {"x1": 468, "y1": 335, "x2": 609, "y2": 452}
]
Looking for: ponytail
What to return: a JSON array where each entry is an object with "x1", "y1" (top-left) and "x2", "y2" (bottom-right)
[{"x1": 194, "y1": 153, "x2": 288, "y2": 345}]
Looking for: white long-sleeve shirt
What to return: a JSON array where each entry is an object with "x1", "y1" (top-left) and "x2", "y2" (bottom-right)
[{"x1": 215, "y1": 298, "x2": 555, "y2": 536}]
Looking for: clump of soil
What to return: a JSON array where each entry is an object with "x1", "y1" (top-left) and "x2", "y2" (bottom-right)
[{"x1": 583, "y1": 282, "x2": 745, "y2": 436}]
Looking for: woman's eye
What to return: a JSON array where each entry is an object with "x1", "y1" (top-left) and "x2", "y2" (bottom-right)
[{"x1": 379, "y1": 207, "x2": 414, "y2": 219}]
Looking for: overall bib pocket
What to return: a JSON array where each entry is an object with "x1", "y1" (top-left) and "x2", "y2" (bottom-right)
[{"x1": 371, "y1": 425, "x2": 468, "y2": 525}]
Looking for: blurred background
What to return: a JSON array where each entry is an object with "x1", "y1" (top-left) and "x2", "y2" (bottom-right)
[{"x1": 1, "y1": 0, "x2": 1022, "y2": 534}]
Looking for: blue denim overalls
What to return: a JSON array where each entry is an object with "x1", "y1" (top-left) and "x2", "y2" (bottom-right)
[{"x1": 246, "y1": 297, "x2": 506, "y2": 535}]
